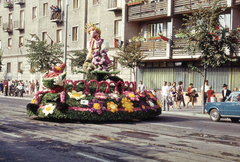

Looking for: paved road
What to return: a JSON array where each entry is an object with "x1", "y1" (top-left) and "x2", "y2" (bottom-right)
[{"x1": 0, "y1": 97, "x2": 239, "y2": 162}]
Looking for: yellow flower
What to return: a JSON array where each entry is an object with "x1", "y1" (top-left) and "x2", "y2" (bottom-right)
[
  {"x1": 156, "y1": 99, "x2": 162, "y2": 108},
  {"x1": 128, "y1": 93, "x2": 135, "y2": 98},
  {"x1": 107, "y1": 101, "x2": 118, "y2": 113},
  {"x1": 93, "y1": 103, "x2": 101, "y2": 110},
  {"x1": 55, "y1": 67, "x2": 61, "y2": 71},
  {"x1": 142, "y1": 105, "x2": 146, "y2": 109},
  {"x1": 121, "y1": 98, "x2": 134, "y2": 113},
  {"x1": 68, "y1": 90, "x2": 86, "y2": 100},
  {"x1": 31, "y1": 97, "x2": 35, "y2": 104}
]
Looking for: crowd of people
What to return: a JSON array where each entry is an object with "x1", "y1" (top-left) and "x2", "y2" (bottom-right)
[
  {"x1": 0, "y1": 79, "x2": 40, "y2": 98},
  {"x1": 138, "y1": 80, "x2": 239, "y2": 111}
]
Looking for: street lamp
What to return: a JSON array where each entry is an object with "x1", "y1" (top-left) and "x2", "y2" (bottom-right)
[{"x1": 64, "y1": 0, "x2": 69, "y2": 65}]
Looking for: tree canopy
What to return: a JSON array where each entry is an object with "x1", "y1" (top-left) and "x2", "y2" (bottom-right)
[
  {"x1": 70, "y1": 49, "x2": 88, "y2": 72},
  {"x1": 25, "y1": 35, "x2": 64, "y2": 72}
]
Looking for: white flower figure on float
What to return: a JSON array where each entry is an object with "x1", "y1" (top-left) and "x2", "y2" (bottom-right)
[
  {"x1": 53, "y1": 73, "x2": 66, "y2": 86},
  {"x1": 68, "y1": 90, "x2": 86, "y2": 100},
  {"x1": 42, "y1": 104, "x2": 55, "y2": 116}
]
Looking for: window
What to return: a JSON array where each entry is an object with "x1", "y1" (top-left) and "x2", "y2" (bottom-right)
[
  {"x1": 42, "y1": 32, "x2": 47, "y2": 41},
  {"x1": 73, "y1": 0, "x2": 79, "y2": 9},
  {"x1": 18, "y1": 62, "x2": 22, "y2": 70},
  {"x1": 7, "y1": 63, "x2": 11, "y2": 73},
  {"x1": 114, "y1": 20, "x2": 122, "y2": 37},
  {"x1": 220, "y1": 13, "x2": 230, "y2": 29},
  {"x1": 19, "y1": 36, "x2": 23, "y2": 47},
  {"x1": 93, "y1": 0, "x2": 99, "y2": 5},
  {"x1": 43, "y1": 3, "x2": 48, "y2": 16},
  {"x1": 147, "y1": 23, "x2": 163, "y2": 37},
  {"x1": 20, "y1": 10, "x2": 24, "y2": 28},
  {"x1": 0, "y1": 40, "x2": 1, "y2": 49},
  {"x1": 9, "y1": 13, "x2": 12, "y2": 27},
  {"x1": 72, "y1": 26, "x2": 78, "y2": 41},
  {"x1": 113, "y1": 57, "x2": 121, "y2": 71},
  {"x1": 32, "y1": 7, "x2": 37, "y2": 20},
  {"x1": 57, "y1": 29, "x2": 62, "y2": 43},
  {"x1": 58, "y1": 0, "x2": 62, "y2": 9},
  {"x1": 167, "y1": 21, "x2": 172, "y2": 38},
  {"x1": 0, "y1": 16, "x2": 2, "y2": 26},
  {"x1": 8, "y1": 38, "x2": 12, "y2": 49}
]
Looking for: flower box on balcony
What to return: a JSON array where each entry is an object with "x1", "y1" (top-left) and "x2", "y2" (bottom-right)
[
  {"x1": 4, "y1": 2, "x2": 13, "y2": 8},
  {"x1": 127, "y1": 1, "x2": 143, "y2": 6}
]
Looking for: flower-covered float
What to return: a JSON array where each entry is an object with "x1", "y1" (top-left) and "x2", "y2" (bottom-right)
[{"x1": 26, "y1": 23, "x2": 162, "y2": 121}]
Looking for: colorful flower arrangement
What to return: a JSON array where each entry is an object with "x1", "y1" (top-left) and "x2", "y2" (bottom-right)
[
  {"x1": 18, "y1": 68, "x2": 23, "y2": 74},
  {"x1": 29, "y1": 68, "x2": 36, "y2": 74}
]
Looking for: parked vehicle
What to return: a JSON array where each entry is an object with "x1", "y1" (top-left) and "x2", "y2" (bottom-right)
[{"x1": 205, "y1": 91, "x2": 240, "y2": 122}]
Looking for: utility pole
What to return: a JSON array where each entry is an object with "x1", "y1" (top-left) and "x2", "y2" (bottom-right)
[{"x1": 64, "y1": 0, "x2": 69, "y2": 64}]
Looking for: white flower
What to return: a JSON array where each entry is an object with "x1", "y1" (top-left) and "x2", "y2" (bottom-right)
[
  {"x1": 68, "y1": 90, "x2": 86, "y2": 100},
  {"x1": 42, "y1": 104, "x2": 55, "y2": 116}
]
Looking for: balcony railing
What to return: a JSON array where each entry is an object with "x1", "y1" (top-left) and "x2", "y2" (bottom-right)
[
  {"x1": 140, "y1": 40, "x2": 167, "y2": 57},
  {"x1": 3, "y1": 22, "x2": 13, "y2": 32},
  {"x1": 108, "y1": 0, "x2": 122, "y2": 11},
  {"x1": 128, "y1": 1, "x2": 168, "y2": 22},
  {"x1": 234, "y1": 0, "x2": 240, "y2": 5},
  {"x1": 15, "y1": 0, "x2": 25, "y2": 5},
  {"x1": 14, "y1": 20, "x2": 24, "y2": 30},
  {"x1": 4, "y1": 1, "x2": 13, "y2": 8},
  {"x1": 50, "y1": 10, "x2": 63, "y2": 22},
  {"x1": 174, "y1": 0, "x2": 227, "y2": 14}
]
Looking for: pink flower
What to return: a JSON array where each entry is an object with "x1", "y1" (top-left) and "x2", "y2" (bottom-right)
[
  {"x1": 95, "y1": 92, "x2": 107, "y2": 100},
  {"x1": 124, "y1": 91, "x2": 140, "y2": 101},
  {"x1": 60, "y1": 91, "x2": 65, "y2": 103},
  {"x1": 108, "y1": 93, "x2": 121, "y2": 102}
]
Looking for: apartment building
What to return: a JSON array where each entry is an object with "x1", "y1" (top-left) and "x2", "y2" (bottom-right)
[
  {"x1": 0, "y1": 0, "x2": 130, "y2": 83},
  {"x1": 0, "y1": 0, "x2": 240, "y2": 93},
  {"x1": 125, "y1": 0, "x2": 240, "y2": 92}
]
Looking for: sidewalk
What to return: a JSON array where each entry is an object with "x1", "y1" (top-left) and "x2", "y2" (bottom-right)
[
  {"x1": 0, "y1": 93, "x2": 33, "y2": 101},
  {"x1": 162, "y1": 105, "x2": 209, "y2": 118}
]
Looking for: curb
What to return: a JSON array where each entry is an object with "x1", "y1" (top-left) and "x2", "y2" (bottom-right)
[
  {"x1": 0, "y1": 95, "x2": 32, "y2": 101},
  {"x1": 162, "y1": 111, "x2": 209, "y2": 118}
]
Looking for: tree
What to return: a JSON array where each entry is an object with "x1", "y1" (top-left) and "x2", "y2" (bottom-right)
[
  {"x1": 175, "y1": 0, "x2": 240, "y2": 113},
  {"x1": 70, "y1": 49, "x2": 88, "y2": 73},
  {"x1": 25, "y1": 35, "x2": 64, "y2": 72},
  {"x1": 117, "y1": 33, "x2": 147, "y2": 81},
  {"x1": 0, "y1": 49, "x2": 2, "y2": 72}
]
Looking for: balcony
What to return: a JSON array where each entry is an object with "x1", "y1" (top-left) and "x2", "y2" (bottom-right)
[
  {"x1": 4, "y1": 1, "x2": 13, "y2": 8},
  {"x1": 140, "y1": 40, "x2": 167, "y2": 58},
  {"x1": 128, "y1": 1, "x2": 168, "y2": 22},
  {"x1": 50, "y1": 10, "x2": 63, "y2": 22},
  {"x1": 14, "y1": 20, "x2": 24, "y2": 30},
  {"x1": 15, "y1": 0, "x2": 25, "y2": 5},
  {"x1": 235, "y1": 0, "x2": 240, "y2": 5},
  {"x1": 174, "y1": 0, "x2": 227, "y2": 14},
  {"x1": 3, "y1": 22, "x2": 13, "y2": 32},
  {"x1": 107, "y1": 0, "x2": 122, "y2": 11}
]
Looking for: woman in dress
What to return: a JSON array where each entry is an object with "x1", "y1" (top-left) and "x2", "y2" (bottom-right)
[
  {"x1": 206, "y1": 86, "x2": 214, "y2": 102},
  {"x1": 176, "y1": 81, "x2": 184, "y2": 109},
  {"x1": 29, "y1": 81, "x2": 34, "y2": 97},
  {"x1": 186, "y1": 83, "x2": 196, "y2": 108}
]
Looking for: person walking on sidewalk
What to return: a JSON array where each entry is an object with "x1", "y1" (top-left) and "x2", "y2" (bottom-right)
[
  {"x1": 0, "y1": 81, "x2": 3, "y2": 94},
  {"x1": 176, "y1": 81, "x2": 184, "y2": 109},
  {"x1": 29, "y1": 81, "x2": 34, "y2": 98},
  {"x1": 32, "y1": 80, "x2": 36, "y2": 93},
  {"x1": 138, "y1": 81, "x2": 147, "y2": 93},
  {"x1": 4, "y1": 80, "x2": 8, "y2": 96},
  {"x1": 36, "y1": 80, "x2": 40, "y2": 92},
  {"x1": 186, "y1": 83, "x2": 196, "y2": 108},
  {"x1": 161, "y1": 81, "x2": 170, "y2": 111},
  {"x1": 201, "y1": 80, "x2": 210, "y2": 104}
]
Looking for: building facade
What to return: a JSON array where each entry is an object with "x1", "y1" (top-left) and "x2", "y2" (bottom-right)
[{"x1": 0, "y1": 0, "x2": 240, "y2": 94}]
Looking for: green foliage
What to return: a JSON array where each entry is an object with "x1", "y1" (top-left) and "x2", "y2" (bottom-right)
[
  {"x1": 175, "y1": 0, "x2": 240, "y2": 68},
  {"x1": 25, "y1": 35, "x2": 64, "y2": 72},
  {"x1": 70, "y1": 49, "x2": 88, "y2": 72},
  {"x1": 188, "y1": 64, "x2": 203, "y2": 77},
  {"x1": 42, "y1": 73, "x2": 66, "y2": 88},
  {"x1": 0, "y1": 50, "x2": 2, "y2": 72},
  {"x1": 117, "y1": 33, "x2": 147, "y2": 71}
]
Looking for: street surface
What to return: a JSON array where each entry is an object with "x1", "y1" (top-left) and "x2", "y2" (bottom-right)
[{"x1": 0, "y1": 96, "x2": 239, "y2": 162}]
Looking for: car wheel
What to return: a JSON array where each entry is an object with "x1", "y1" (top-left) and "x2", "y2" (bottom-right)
[
  {"x1": 230, "y1": 118, "x2": 239, "y2": 123},
  {"x1": 210, "y1": 109, "x2": 220, "y2": 122}
]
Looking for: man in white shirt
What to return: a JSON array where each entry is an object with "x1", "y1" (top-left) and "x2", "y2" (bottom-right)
[
  {"x1": 138, "y1": 81, "x2": 147, "y2": 93},
  {"x1": 201, "y1": 80, "x2": 210, "y2": 103},
  {"x1": 161, "y1": 81, "x2": 170, "y2": 111}
]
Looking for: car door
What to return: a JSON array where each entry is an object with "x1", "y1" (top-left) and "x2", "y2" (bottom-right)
[{"x1": 223, "y1": 93, "x2": 240, "y2": 116}]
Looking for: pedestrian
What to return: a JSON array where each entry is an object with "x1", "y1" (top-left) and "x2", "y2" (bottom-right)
[
  {"x1": 206, "y1": 86, "x2": 214, "y2": 102},
  {"x1": 222, "y1": 84, "x2": 231, "y2": 102},
  {"x1": 9, "y1": 81, "x2": 15, "y2": 96},
  {"x1": 153, "y1": 89, "x2": 162, "y2": 104},
  {"x1": 176, "y1": 81, "x2": 184, "y2": 109},
  {"x1": 36, "y1": 80, "x2": 40, "y2": 92},
  {"x1": 29, "y1": 81, "x2": 34, "y2": 98},
  {"x1": 201, "y1": 80, "x2": 210, "y2": 104},
  {"x1": 138, "y1": 81, "x2": 147, "y2": 93},
  {"x1": 161, "y1": 81, "x2": 170, "y2": 111},
  {"x1": 181, "y1": 82, "x2": 186, "y2": 107},
  {"x1": 168, "y1": 82, "x2": 174, "y2": 109},
  {"x1": 171, "y1": 82, "x2": 177, "y2": 108},
  {"x1": 4, "y1": 80, "x2": 8, "y2": 96},
  {"x1": 0, "y1": 81, "x2": 3, "y2": 94},
  {"x1": 25, "y1": 80, "x2": 29, "y2": 95},
  {"x1": 186, "y1": 83, "x2": 196, "y2": 108},
  {"x1": 16, "y1": 82, "x2": 24, "y2": 97},
  {"x1": 32, "y1": 80, "x2": 35, "y2": 93}
]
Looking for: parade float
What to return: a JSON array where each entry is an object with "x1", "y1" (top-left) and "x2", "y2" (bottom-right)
[{"x1": 26, "y1": 23, "x2": 162, "y2": 121}]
